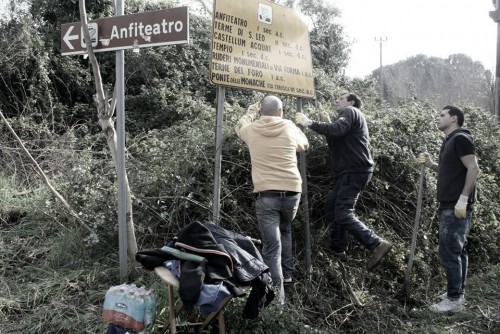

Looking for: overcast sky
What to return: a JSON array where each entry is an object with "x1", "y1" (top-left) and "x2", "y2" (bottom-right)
[
  {"x1": 330, "y1": 0, "x2": 497, "y2": 78},
  {"x1": 1, "y1": 0, "x2": 497, "y2": 79}
]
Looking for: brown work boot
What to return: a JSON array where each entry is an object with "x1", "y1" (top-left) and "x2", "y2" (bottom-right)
[{"x1": 366, "y1": 240, "x2": 392, "y2": 270}]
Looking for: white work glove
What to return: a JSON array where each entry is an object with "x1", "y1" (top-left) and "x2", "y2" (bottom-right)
[
  {"x1": 295, "y1": 113, "x2": 313, "y2": 127},
  {"x1": 454, "y1": 195, "x2": 468, "y2": 219},
  {"x1": 246, "y1": 102, "x2": 261, "y2": 116},
  {"x1": 418, "y1": 152, "x2": 433, "y2": 168},
  {"x1": 318, "y1": 110, "x2": 331, "y2": 123}
]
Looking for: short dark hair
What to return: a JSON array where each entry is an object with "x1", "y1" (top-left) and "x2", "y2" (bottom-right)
[
  {"x1": 345, "y1": 93, "x2": 361, "y2": 108},
  {"x1": 443, "y1": 105, "x2": 464, "y2": 127}
]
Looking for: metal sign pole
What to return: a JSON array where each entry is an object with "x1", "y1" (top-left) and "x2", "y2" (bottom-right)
[
  {"x1": 116, "y1": 0, "x2": 128, "y2": 282},
  {"x1": 296, "y1": 98, "x2": 312, "y2": 280},
  {"x1": 212, "y1": 86, "x2": 225, "y2": 224}
]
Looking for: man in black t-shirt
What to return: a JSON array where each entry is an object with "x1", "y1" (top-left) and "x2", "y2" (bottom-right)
[{"x1": 419, "y1": 106, "x2": 479, "y2": 313}]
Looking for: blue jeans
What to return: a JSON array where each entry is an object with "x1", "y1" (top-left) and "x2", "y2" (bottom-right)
[
  {"x1": 255, "y1": 193, "x2": 300, "y2": 301},
  {"x1": 439, "y1": 208, "x2": 472, "y2": 299},
  {"x1": 325, "y1": 172, "x2": 381, "y2": 253}
]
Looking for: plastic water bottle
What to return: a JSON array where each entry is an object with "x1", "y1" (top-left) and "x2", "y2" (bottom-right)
[
  {"x1": 143, "y1": 289, "x2": 157, "y2": 333},
  {"x1": 133, "y1": 292, "x2": 146, "y2": 331},
  {"x1": 124, "y1": 289, "x2": 137, "y2": 330}
]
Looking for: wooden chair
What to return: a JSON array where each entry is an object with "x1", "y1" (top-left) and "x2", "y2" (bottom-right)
[{"x1": 154, "y1": 266, "x2": 233, "y2": 334}]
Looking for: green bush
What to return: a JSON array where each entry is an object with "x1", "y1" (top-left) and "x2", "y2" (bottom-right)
[{"x1": 3, "y1": 92, "x2": 499, "y2": 333}]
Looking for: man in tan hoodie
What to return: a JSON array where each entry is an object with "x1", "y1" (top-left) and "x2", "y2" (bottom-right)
[{"x1": 235, "y1": 95, "x2": 309, "y2": 304}]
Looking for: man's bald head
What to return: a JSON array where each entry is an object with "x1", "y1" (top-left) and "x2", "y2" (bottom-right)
[{"x1": 260, "y1": 95, "x2": 283, "y2": 116}]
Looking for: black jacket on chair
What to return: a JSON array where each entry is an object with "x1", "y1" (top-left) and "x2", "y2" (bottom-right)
[
  {"x1": 205, "y1": 221, "x2": 275, "y2": 318},
  {"x1": 136, "y1": 221, "x2": 274, "y2": 318},
  {"x1": 172, "y1": 221, "x2": 244, "y2": 311}
]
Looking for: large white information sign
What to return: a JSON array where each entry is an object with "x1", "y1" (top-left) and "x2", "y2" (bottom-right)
[{"x1": 210, "y1": 0, "x2": 315, "y2": 98}]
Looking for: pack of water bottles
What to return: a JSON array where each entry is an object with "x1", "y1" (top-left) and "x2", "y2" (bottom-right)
[{"x1": 102, "y1": 283, "x2": 157, "y2": 333}]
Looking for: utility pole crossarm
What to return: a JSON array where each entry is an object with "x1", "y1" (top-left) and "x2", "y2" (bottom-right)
[{"x1": 491, "y1": 0, "x2": 500, "y2": 21}]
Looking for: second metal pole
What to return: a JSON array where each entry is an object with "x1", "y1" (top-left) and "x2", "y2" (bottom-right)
[
  {"x1": 297, "y1": 98, "x2": 312, "y2": 280},
  {"x1": 212, "y1": 86, "x2": 225, "y2": 224}
]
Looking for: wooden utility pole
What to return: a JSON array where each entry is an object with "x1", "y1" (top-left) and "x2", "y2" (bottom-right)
[
  {"x1": 490, "y1": 0, "x2": 500, "y2": 119},
  {"x1": 375, "y1": 37, "x2": 387, "y2": 102}
]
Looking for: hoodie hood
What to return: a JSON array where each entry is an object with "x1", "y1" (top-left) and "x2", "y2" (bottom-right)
[
  {"x1": 251, "y1": 116, "x2": 288, "y2": 137},
  {"x1": 447, "y1": 128, "x2": 473, "y2": 140}
]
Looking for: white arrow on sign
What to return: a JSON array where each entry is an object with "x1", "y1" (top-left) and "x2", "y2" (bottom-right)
[{"x1": 63, "y1": 26, "x2": 79, "y2": 50}]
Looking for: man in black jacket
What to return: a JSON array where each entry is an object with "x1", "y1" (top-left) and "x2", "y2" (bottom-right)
[
  {"x1": 418, "y1": 106, "x2": 479, "y2": 313},
  {"x1": 295, "y1": 93, "x2": 392, "y2": 270}
]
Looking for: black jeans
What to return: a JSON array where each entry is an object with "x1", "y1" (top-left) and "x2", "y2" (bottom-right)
[{"x1": 325, "y1": 172, "x2": 380, "y2": 253}]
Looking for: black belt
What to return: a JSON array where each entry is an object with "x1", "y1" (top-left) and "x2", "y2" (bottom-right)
[{"x1": 255, "y1": 190, "x2": 299, "y2": 199}]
